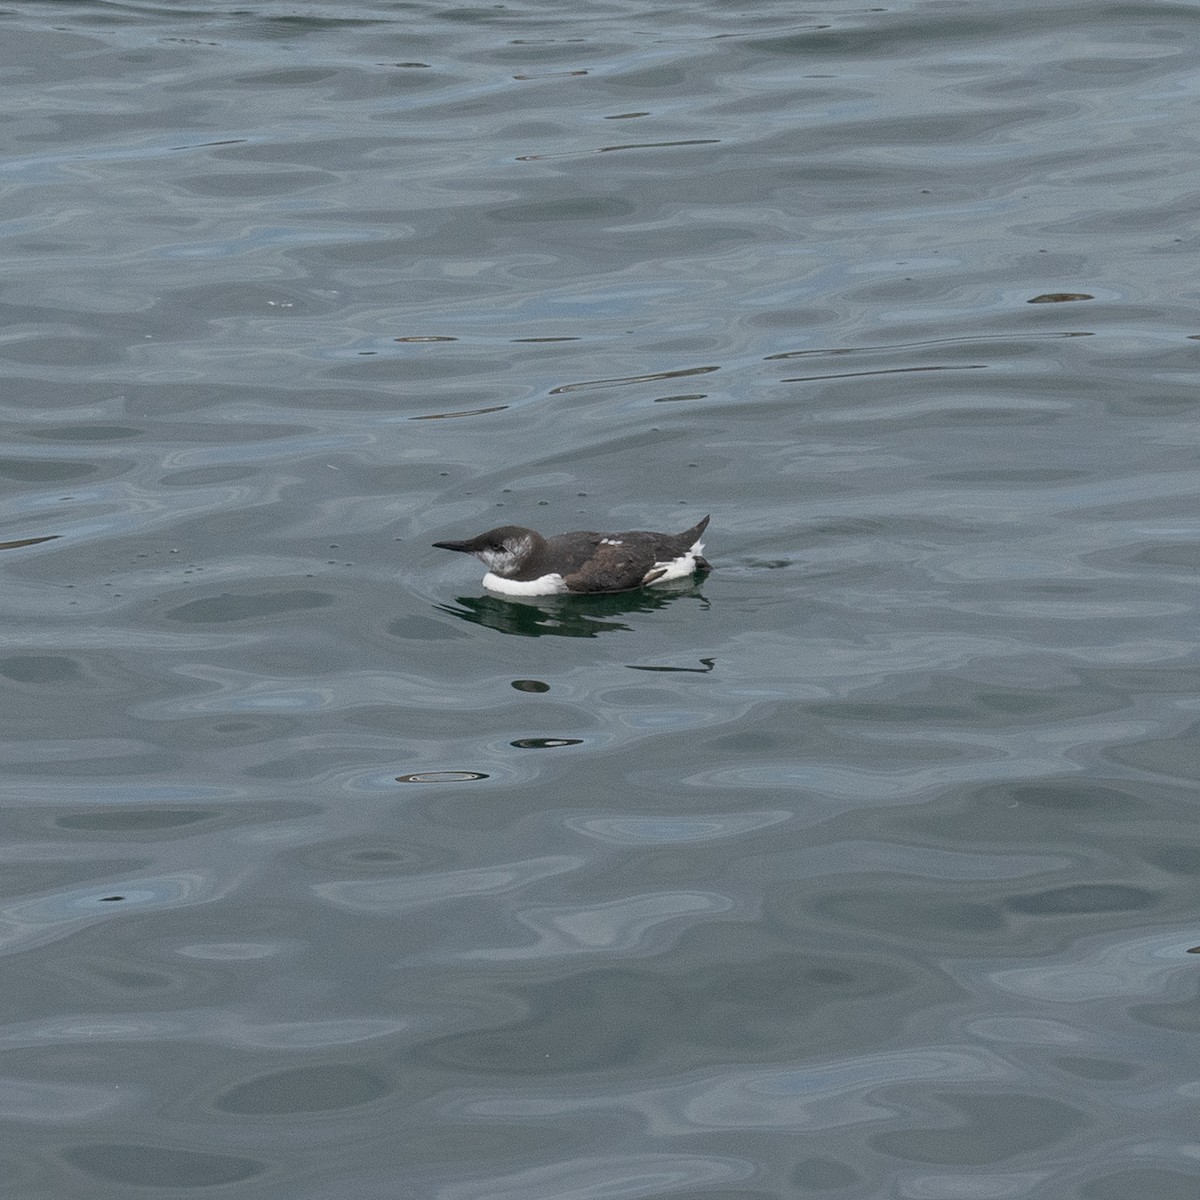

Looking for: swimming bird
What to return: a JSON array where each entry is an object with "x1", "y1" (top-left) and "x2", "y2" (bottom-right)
[{"x1": 433, "y1": 515, "x2": 711, "y2": 595}]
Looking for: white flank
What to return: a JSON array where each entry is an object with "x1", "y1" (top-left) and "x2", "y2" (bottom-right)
[
  {"x1": 646, "y1": 537, "x2": 705, "y2": 585},
  {"x1": 482, "y1": 571, "x2": 569, "y2": 596}
]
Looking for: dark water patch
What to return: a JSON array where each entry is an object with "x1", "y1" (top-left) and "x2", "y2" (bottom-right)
[
  {"x1": 897, "y1": 779, "x2": 1179, "y2": 853},
  {"x1": 638, "y1": 1193, "x2": 764, "y2": 1200},
  {"x1": 805, "y1": 889, "x2": 1009, "y2": 946},
  {"x1": 418, "y1": 946, "x2": 908, "y2": 1074},
  {"x1": 708, "y1": 730, "x2": 786, "y2": 756},
  {"x1": 67, "y1": 953, "x2": 201, "y2": 996},
  {"x1": 295, "y1": 835, "x2": 456, "y2": 875},
  {"x1": 1053, "y1": 1055, "x2": 1138, "y2": 1082},
  {"x1": 330, "y1": 351, "x2": 492, "y2": 382},
  {"x1": 1, "y1": 336, "x2": 116, "y2": 367},
  {"x1": 0, "y1": 655, "x2": 82, "y2": 683},
  {"x1": 798, "y1": 514, "x2": 965, "y2": 540},
  {"x1": 741, "y1": 558, "x2": 791, "y2": 570},
  {"x1": 870, "y1": 1094, "x2": 1086, "y2": 1165},
  {"x1": 1140, "y1": 845, "x2": 1200, "y2": 876},
  {"x1": 1132, "y1": 995, "x2": 1200, "y2": 1033},
  {"x1": 163, "y1": 589, "x2": 335, "y2": 623},
  {"x1": 1105, "y1": 719, "x2": 1200, "y2": 782},
  {"x1": 387, "y1": 614, "x2": 471, "y2": 640},
  {"x1": 931, "y1": 467, "x2": 1091, "y2": 484},
  {"x1": 215, "y1": 1065, "x2": 389, "y2": 1115},
  {"x1": 230, "y1": 67, "x2": 341, "y2": 87},
  {"x1": 62, "y1": 1144, "x2": 263, "y2": 1188},
  {"x1": 26, "y1": 424, "x2": 140, "y2": 441},
  {"x1": 1081, "y1": 1169, "x2": 1200, "y2": 1200},
  {"x1": 791, "y1": 1157, "x2": 861, "y2": 1190},
  {"x1": 169, "y1": 714, "x2": 304, "y2": 750},
  {"x1": 0, "y1": 458, "x2": 98, "y2": 483},
  {"x1": 1003, "y1": 884, "x2": 1159, "y2": 916},
  {"x1": 54, "y1": 808, "x2": 213, "y2": 833},
  {"x1": 744, "y1": 7, "x2": 1033, "y2": 59},
  {"x1": 489, "y1": 196, "x2": 635, "y2": 224},
  {"x1": 1132, "y1": 541, "x2": 1200, "y2": 569},
  {"x1": 48, "y1": 800, "x2": 319, "y2": 841},
  {"x1": 1000, "y1": 782, "x2": 1142, "y2": 814},
  {"x1": 0, "y1": 744, "x2": 174, "y2": 778},
  {"x1": 1, "y1": 858, "x2": 149, "y2": 897},
  {"x1": 807, "y1": 699, "x2": 982, "y2": 727}
]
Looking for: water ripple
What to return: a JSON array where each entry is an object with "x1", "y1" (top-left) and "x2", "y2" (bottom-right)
[
  {"x1": 0, "y1": 872, "x2": 226, "y2": 955},
  {"x1": 564, "y1": 810, "x2": 790, "y2": 845},
  {"x1": 455, "y1": 890, "x2": 744, "y2": 962},
  {"x1": 448, "y1": 1045, "x2": 1019, "y2": 1134},
  {"x1": 437, "y1": 1153, "x2": 753, "y2": 1200},
  {"x1": 988, "y1": 930, "x2": 1194, "y2": 1002},
  {"x1": 312, "y1": 856, "x2": 584, "y2": 914}
]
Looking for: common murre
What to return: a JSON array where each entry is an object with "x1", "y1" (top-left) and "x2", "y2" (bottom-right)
[{"x1": 433, "y1": 515, "x2": 711, "y2": 596}]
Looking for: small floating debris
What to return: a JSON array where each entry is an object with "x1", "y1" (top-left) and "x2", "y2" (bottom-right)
[
  {"x1": 410, "y1": 405, "x2": 508, "y2": 421},
  {"x1": 395, "y1": 770, "x2": 488, "y2": 784},
  {"x1": 512, "y1": 69, "x2": 587, "y2": 80},
  {"x1": 510, "y1": 737, "x2": 582, "y2": 749},
  {"x1": 1027, "y1": 293, "x2": 1094, "y2": 303},
  {"x1": 627, "y1": 657, "x2": 716, "y2": 674},
  {"x1": 551, "y1": 365, "x2": 718, "y2": 395},
  {"x1": 0, "y1": 535, "x2": 60, "y2": 551}
]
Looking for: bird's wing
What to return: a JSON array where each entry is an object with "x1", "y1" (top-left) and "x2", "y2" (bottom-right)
[{"x1": 562, "y1": 536, "x2": 661, "y2": 593}]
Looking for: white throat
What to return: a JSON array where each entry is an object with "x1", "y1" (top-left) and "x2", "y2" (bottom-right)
[{"x1": 476, "y1": 535, "x2": 533, "y2": 579}]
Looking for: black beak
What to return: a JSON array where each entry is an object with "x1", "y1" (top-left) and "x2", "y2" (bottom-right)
[{"x1": 432, "y1": 539, "x2": 471, "y2": 553}]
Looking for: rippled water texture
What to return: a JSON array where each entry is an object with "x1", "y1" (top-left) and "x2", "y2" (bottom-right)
[{"x1": 3, "y1": 1, "x2": 1200, "y2": 1196}]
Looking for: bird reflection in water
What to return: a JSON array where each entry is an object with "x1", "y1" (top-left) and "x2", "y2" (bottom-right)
[{"x1": 436, "y1": 579, "x2": 709, "y2": 638}]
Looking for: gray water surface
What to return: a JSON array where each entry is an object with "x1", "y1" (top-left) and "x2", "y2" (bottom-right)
[{"x1": 3, "y1": 2, "x2": 1200, "y2": 1197}]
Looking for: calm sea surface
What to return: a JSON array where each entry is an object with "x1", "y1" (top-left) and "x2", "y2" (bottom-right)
[{"x1": 3, "y1": 1, "x2": 1199, "y2": 1196}]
